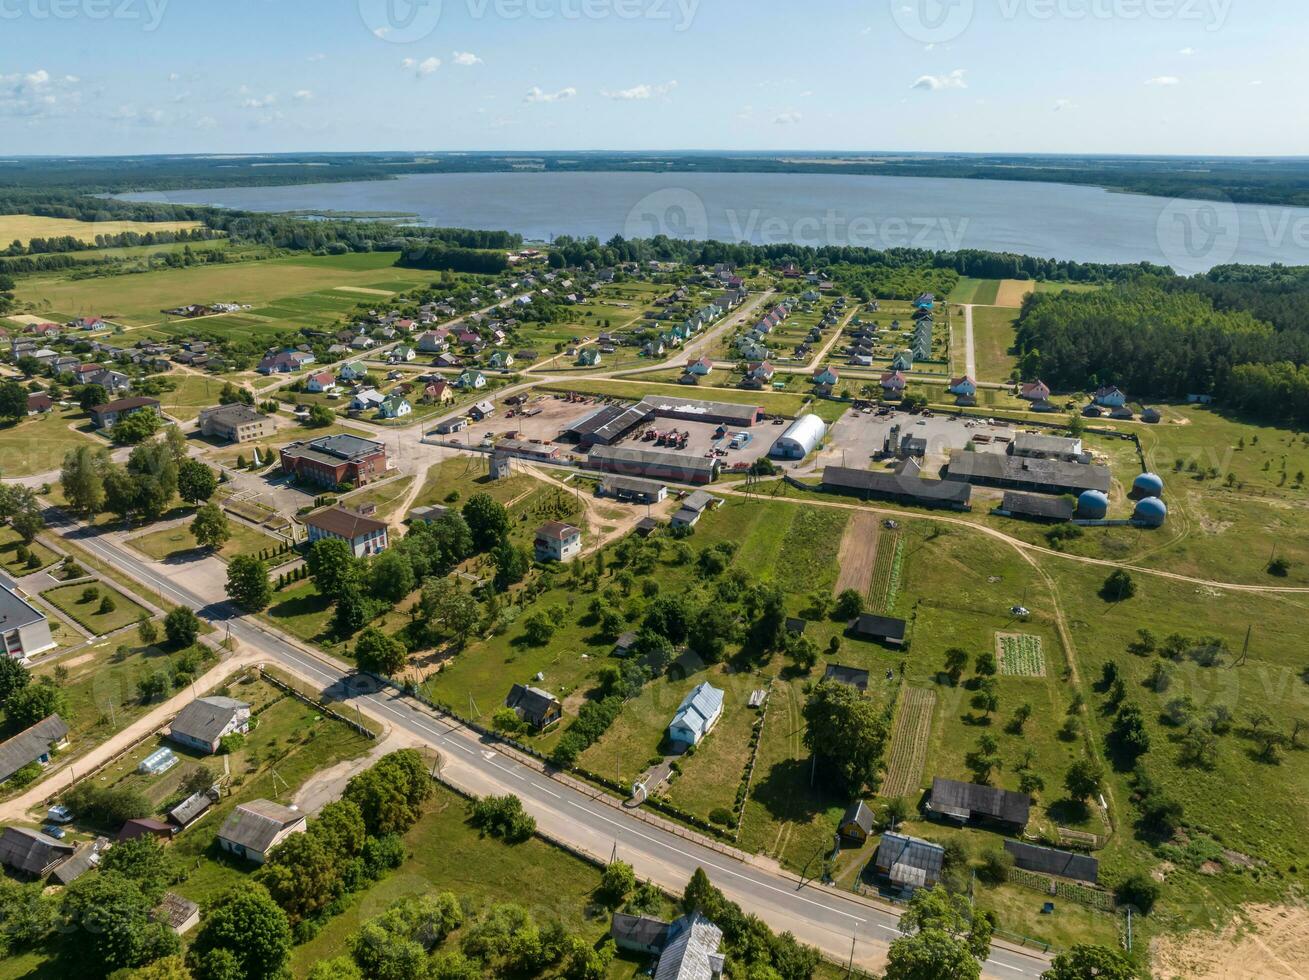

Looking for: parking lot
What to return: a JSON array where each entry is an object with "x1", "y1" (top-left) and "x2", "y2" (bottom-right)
[
  {"x1": 815, "y1": 407, "x2": 1016, "y2": 474},
  {"x1": 615, "y1": 417, "x2": 776, "y2": 472},
  {"x1": 437, "y1": 393, "x2": 597, "y2": 456}
]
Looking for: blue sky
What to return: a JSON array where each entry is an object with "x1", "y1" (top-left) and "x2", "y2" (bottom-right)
[{"x1": 0, "y1": 0, "x2": 1302, "y2": 155}]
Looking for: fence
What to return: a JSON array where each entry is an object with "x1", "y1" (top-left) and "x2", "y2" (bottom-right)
[
  {"x1": 258, "y1": 666, "x2": 377, "y2": 740},
  {"x1": 1008, "y1": 866, "x2": 1117, "y2": 913}
]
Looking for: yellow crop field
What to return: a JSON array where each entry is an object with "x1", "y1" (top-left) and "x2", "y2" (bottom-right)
[{"x1": 0, "y1": 213, "x2": 203, "y2": 245}]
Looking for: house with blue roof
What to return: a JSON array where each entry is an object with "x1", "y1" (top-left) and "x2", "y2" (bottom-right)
[{"x1": 668, "y1": 682, "x2": 724, "y2": 748}]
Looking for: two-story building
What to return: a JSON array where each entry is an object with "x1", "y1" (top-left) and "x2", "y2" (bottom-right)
[
  {"x1": 533, "y1": 521, "x2": 582, "y2": 563},
  {"x1": 303, "y1": 507, "x2": 390, "y2": 557}
]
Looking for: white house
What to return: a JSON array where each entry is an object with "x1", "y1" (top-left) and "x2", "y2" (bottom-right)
[
  {"x1": 534, "y1": 521, "x2": 582, "y2": 563},
  {"x1": 303, "y1": 507, "x2": 389, "y2": 557},
  {"x1": 667, "y1": 683, "x2": 724, "y2": 748}
]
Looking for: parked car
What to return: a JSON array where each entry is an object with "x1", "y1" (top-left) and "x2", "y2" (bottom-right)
[
  {"x1": 41, "y1": 825, "x2": 66, "y2": 839},
  {"x1": 46, "y1": 805, "x2": 73, "y2": 824}
]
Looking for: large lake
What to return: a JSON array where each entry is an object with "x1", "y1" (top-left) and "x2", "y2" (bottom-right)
[{"x1": 119, "y1": 171, "x2": 1309, "y2": 273}]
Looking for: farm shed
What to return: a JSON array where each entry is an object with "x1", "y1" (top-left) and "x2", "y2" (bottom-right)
[
  {"x1": 598, "y1": 475, "x2": 668, "y2": 504},
  {"x1": 639, "y1": 394, "x2": 763, "y2": 427},
  {"x1": 824, "y1": 664, "x2": 870, "y2": 691},
  {"x1": 1004, "y1": 840, "x2": 1099, "y2": 883},
  {"x1": 611, "y1": 913, "x2": 673, "y2": 955},
  {"x1": 849, "y1": 614, "x2": 907, "y2": 647},
  {"x1": 564, "y1": 402, "x2": 653, "y2": 446},
  {"x1": 821, "y1": 466, "x2": 972, "y2": 510},
  {"x1": 0, "y1": 826, "x2": 75, "y2": 878},
  {"x1": 217, "y1": 800, "x2": 307, "y2": 864},
  {"x1": 588, "y1": 445, "x2": 720, "y2": 486},
  {"x1": 944, "y1": 450, "x2": 1111, "y2": 495},
  {"x1": 999, "y1": 491, "x2": 1075, "y2": 522},
  {"x1": 926, "y1": 777, "x2": 1030, "y2": 830}
]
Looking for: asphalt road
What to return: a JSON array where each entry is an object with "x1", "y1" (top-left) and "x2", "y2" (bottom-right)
[{"x1": 53, "y1": 515, "x2": 1050, "y2": 978}]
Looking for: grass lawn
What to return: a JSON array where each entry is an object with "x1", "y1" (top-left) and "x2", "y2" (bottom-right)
[
  {"x1": 41, "y1": 581, "x2": 152, "y2": 636},
  {"x1": 290, "y1": 782, "x2": 660, "y2": 977},
  {"x1": 0, "y1": 525, "x2": 58, "y2": 576},
  {"x1": 127, "y1": 518, "x2": 290, "y2": 565},
  {"x1": 413, "y1": 456, "x2": 538, "y2": 510},
  {"x1": 970, "y1": 305, "x2": 1020, "y2": 383},
  {"x1": 0, "y1": 408, "x2": 101, "y2": 477},
  {"x1": 154, "y1": 373, "x2": 234, "y2": 421},
  {"x1": 340, "y1": 475, "x2": 415, "y2": 521}
]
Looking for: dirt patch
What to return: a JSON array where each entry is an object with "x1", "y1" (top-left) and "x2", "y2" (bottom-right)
[
  {"x1": 59, "y1": 651, "x2": 97, "y2": 670},
  {"x1": 834, "y1": 511, "x2": 880, "y2": 596},
  {"x1": 333, "y1": 286, "x2": 395, "y2": 296},
  {"x1": 994, "y1": 280, "x2": 1034, "y2": 308},
  {"x1": 1151, "y1": 904, "x2": 1309, "y2": 980}
]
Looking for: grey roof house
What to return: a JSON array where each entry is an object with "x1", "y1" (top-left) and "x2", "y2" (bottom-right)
[
  {"x1": 217, "y1": 799, "x2": 307, "y2": 864},
  {"x1": 872, "y1": 832, "x2": 946, "y2": 892},
  {"x1": 0, "y1": 826, "x2": 76, "y2": 878},
  {"x1": 927, "y1": 777, "x2": 1031, "y2": 830},
  {"x1": 0, "y1": 580, "x2": 55, "y2": 660},
  {"x1": 168, "y1": 696, "x2": 250, "y2": 754},
  {"x1": 654, "y1": 913, "x2": 725, "y2": 980},
  {"x1": 504, "y1": 684, "x2": 563, "y2": 730},
  {"x1": 0, "y1": 714, "x2": 68, "y2": 785}
]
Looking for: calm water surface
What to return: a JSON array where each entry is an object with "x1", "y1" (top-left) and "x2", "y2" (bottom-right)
[{"x1": 120, "y1": 171, "x2": 1309, "y2": 273}]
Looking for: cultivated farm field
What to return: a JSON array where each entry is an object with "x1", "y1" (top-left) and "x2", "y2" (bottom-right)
[{"x1": 0, "y1": 213, "x2": 204, "y2": 245}]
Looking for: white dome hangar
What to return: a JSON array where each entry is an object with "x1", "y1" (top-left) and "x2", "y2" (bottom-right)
[{"x1": 770, "y1": 414, "x2": 827, "y2": 460}]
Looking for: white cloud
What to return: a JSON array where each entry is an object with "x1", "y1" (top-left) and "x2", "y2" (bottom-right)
[
  {"x1": 294, "y1": 89, "x2": 314, "y2": 101},
  {"x1": 524, "y1": 86, "x2": 577, "y2": 104},
  {"x1": 1250, "y1": 80, "x2": 1264, "y2": 87},
  {"x1": 452, "y1": 51, "x2": 482, "y2": 66},
  {"x1": 773, "y1": 110, "x2": 802, "y2": 125},
  {"x1": 402, "y1": 56, "x2": 442, "y2": 76},
  {"x1": 1145, "y1": 76, "x2": 1181, "y2": 86},
  {"x1": 736, "y1": 105, "x2": 753, "y2": 121},
  {"x1": 373, "y1": 27, "x2": 390, "y2": 38},
  {"x1": 912, "y1": 69, "x2": 967, "y2": 91},
  {"x1": 0, "y1": 68, "x2": 81, "y2": 118},
  {"x1": 1053, "y1": 98, "x2": 1072, "y2": 112},
  {"x1": 307, "y1": 53, "x2": 326, "y2": 62},
  {"x1": 601, "y1": 80, "x2": 677, "y2": 101},
  {"x1": 241, "y1": 94, "x2": 277, "y2": 109},
  {"x1": 167, "y1": 72, "x2": 181, "y2": 82},
  {"x1": 1179, "y1": 47, "x2": 1197, "y2": 56}
]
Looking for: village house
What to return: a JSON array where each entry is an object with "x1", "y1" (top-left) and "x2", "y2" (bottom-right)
[
  {"x1": 0, "y1": 715, "x2": 68, "y2": 786},
  {"x1": 534, "y1": 521, "x2": 582, "y2": 563},
  {"x1": 217, "y1": 800, "x2": 307, "y2": 864},
  {"x1": 257, "y1": 350, "x2": 315, "y2": 375},
  {"x1": 813, "y1": 365, "x2": 840, "y2": 387},
  {"x1": 423, "y1": 380, "x2": 455, "y2": 405},
  {"x1": 304, "y1": 371, "x2": 338, "y2": 394},
  {"x1": 168, "y1": 696, "x2": 250, "y2": 754},
  {"x1": 503, "y1": 684, "x2": 563, "y2": 730},
  {"x1": 377, "y1": 394, "x2": 412, "y2": 419},
  {"x1": 1020, "y1": 380, "x2": 1052, "y2": 402},
  {"x1": 667, "y1": 682, "x2": 724, "y2": 748}
]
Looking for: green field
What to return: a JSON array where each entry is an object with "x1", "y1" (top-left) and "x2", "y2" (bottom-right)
[
  {"x1": 970, "y1": 305, "x2": 1021, "y2": 382},
  {"x1": 14, "y1": 252, "x2": 436, "y2": 330},
  {"x1": 0, "y1": 525, "x2": 59, "y2": 577},
  {"x1": 949, "y1": 278, "x2": 1001, "y2": 305}
]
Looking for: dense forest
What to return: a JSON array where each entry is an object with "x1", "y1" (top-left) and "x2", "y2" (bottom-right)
[
  {"x1": 6, "y1": 151, "x2": 1309, "y2": 207},
  {"x1": 395, "y1": 242, "x2": 512, "y2": 274},
  {"x1": 1015, "y1": 278, "x2": 1309, "y2": 424}
]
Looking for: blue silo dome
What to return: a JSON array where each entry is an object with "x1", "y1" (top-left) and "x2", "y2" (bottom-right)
[
  {"x1": 1133, "y1": 472, "x2": 1165, "y2": 498},
  {"x1": 1134, "y1": 497, "x2": 1168, "y2": 526},
  {"x1": 1077, "y1": 490, "x2": 1109, "y2": 520}
]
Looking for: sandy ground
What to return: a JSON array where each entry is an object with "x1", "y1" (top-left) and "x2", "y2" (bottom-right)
[
  {"x1": 834, "y1": 510, "x2": 881, "y2": 595},
  {"x1": 290, "y1": 729, "x2": 417, "y2": 815},
  {"x1": 1151, "y1": 904, "x2": 1309, "y2": 980}
]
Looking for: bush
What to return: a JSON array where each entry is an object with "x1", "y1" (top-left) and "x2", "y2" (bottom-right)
[
  {"x1": 708, "y1": 807, "x2": 734, "y2": 827},
  {"x1": 978, "y1": 848, "x2": 1014, "y2": 884},
  {"x1": 80, "y1": 585, "x2": 99, "y2": 604},
  {"x1": 833, "y1": 588, "x2": 864, "y2": 620},
  {"x1": 98, "y1": 595, "x2": 116, "y2": 615},
  {"x1": 1114, "y1": 872, "x2": 1160, "y2": 914},
  {"x1": 468, "y1": 794, "x2": 536, "y2": 843}
]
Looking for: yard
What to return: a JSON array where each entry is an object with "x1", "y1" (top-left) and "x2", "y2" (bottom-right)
[
  {"x1": 0, "y1": 407, "x2": 102, "y2": 478},
  {"x1": 127, "y1": 517, "x2": 291, "y2": 565},
  {"x1": 0, "y1": 525, "x2": 59, "y2": 577},
  {"x1": 41, "y1": 581, "x2": 153, "y2": 636},
  {"x1": 970, "y1": 305, "x2": 1021, "y2": 383}
]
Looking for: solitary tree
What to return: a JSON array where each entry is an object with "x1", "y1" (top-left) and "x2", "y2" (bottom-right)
[
  {"x1": 225, "y1": 555, "x2": 271, "y2": 613},
  {"x1": 191, "y1": 503, "x2": 231, "y2": 552}
]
